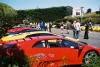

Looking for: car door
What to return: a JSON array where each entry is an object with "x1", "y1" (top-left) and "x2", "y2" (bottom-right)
[
  {"x1": 59, "y1": 39, "x2": 79, "y2": 65},
  {"x1": 44, "y1": 39, "x2": 79, "y2": 65},
  {"x1": 22, "y1": 40, "x2": 50, "y2": 67}
]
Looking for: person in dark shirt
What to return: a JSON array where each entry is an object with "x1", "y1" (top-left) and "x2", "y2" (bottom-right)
[{"x1": 84, "y1": 22, "x2": 89, "y2": 39}]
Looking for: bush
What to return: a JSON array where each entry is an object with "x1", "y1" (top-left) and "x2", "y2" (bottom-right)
[{"x1": 0, "y1": 46, "x2": 30, "y2": 67}]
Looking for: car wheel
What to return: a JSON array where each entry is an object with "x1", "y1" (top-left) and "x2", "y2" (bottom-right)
[{"x1": 83, "y1": 51, "x2": 98, "y2": 64}]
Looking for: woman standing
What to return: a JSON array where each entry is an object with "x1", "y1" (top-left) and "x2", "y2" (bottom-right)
[{"x1": 84, "y1": 22, "x2": 89, "y2": 39}]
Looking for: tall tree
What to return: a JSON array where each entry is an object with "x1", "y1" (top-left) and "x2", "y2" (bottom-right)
[
  {"x1": 0, "y1": 2, "x2": 17, "y2": 25},
  {"x1": 86, "y1": 8, "x2": 92, "y2": 13},
  {"x1": 0, "y1": 2, "x2": 17, "y2": 37}
]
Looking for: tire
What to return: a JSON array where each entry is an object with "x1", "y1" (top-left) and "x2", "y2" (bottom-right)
[{"x1": 83, "y1": 51, "x2": 98, "y2": 64}]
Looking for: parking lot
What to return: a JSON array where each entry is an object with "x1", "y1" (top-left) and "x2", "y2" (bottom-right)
[{"x1": 52, "y1": 28, "x2": 100, "y2": 48}]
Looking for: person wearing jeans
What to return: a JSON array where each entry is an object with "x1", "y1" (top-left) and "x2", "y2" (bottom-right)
[
  {"x1": 76, "y1": 30, "x2": 80, "y2": 40},
  {"x1": 75, "y1": 20, "x2": 81, "y2": 40}
]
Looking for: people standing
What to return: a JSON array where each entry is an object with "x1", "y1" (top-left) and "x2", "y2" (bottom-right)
[
  {"x1": 66, "y1": 21, "x2": 71, "y2": 34},
  {"x1": 40, "y1": 22, "x2": 44, "y2": 31},
  {"x1": 49, "y1": 23, "x2": 52, "y2": 32},
  {"x1": 60, "y1": 22, "x2": 64, "y2": 34},
  {"x1": 84, "y1": 22, "x2": 89, "y2": 39},
  {"x1": 89, "y1": 21, "x2": 93, "y2": 31},
  {"x1": 72, "y1": 20, "x2": 76, "y2": 39},
  {"x1": 47, "y1": 23, "x2": 49, "y2": 32},
  {"x1": 44, "y1": 23, "x2": 47, "y2": 31},
  {"x1": 74, "y1": 20, "x2": 81, "y2": 40},
  {"x1": 30, "y1": 22, "x2": 32, "y2": 28},
  {"x1": 37, "y1": 23, "x2": 40, "y2": 29}
]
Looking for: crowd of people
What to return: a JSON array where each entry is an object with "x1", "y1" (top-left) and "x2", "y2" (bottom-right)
[
  {"x1": 30, "y1": 22, "x2": 52, "y2": 32},
  {"x1": 60, "y1": 20, "x2": 93, "y2": 40},
  {"x1": 12, "y1": 20, "x2": 92, "y2": 41}
]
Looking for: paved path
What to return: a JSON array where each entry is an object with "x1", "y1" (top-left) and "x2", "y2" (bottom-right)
[{"x1": 51, "y1": 28, "x2": 100, "y2": 48}]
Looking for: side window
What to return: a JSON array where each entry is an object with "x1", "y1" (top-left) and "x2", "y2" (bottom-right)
[
  {"x1": 62, "y1": 39, "x2": 79, "y2": 49},
  {"x1": 47, "y1": 39, "x2": 62, "y2": 48},
  {"x1": 33, "y1": 39, "x2": 63, "y2": 48},
  {"x1": 26, "y1": 34, "x2": 40, "y2": 38},
  {"x1": 33, "y1": 40, "x2": 46, "y2": 48}
]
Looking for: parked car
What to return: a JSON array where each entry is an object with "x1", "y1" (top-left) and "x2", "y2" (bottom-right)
[
  {"x1": 1, "y1": 31, "x2": 56, "y2": 41},
  {"x1": 2, "y1": 28, "x2": 41, "y2": 37},
  {"x1": 56, "y1": 24, "x2": 61, "y2": 28},
  {"x1": 3, "y1": 36, "x2": 100, "y2": 67},
  {"x1": 5, "y1": 28, "x2": 41, "y2": 36},
  {"x1": 7, "y1": 27, "x2": 35, "y2": 33},
  {"x1": 81, "y1": 26, "x2": 100, "y2": 32}
]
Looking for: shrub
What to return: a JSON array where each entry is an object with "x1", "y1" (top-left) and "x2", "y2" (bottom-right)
[{"x1": 0, "y1": 46, "x2": 30, "y2": 67}]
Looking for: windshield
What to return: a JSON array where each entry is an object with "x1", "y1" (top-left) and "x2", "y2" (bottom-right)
[
  {"x1": 4, "y1": 32, "x2": 19, "y2": 36},
  {"x1": 5, "y1": 29, "x2": 41, "y2": 36},
  {"x1": 19, "y1": 29, "x2": 41, "y2": 33},
  {"x1": 78, "y1": 41, "x2": 88, "y2": 46}
]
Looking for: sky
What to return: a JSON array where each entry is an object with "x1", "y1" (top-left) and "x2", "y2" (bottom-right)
[{"x1": 0, "y1": 0, "x2": 100, "y2": 12}]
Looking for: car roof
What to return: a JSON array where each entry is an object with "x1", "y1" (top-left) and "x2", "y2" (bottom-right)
[
  {"x1": 2, "y1": 36, "x2": 60, "y2": 44},
  {"x1": 36, "y1": 36, "x2": 62, "y2": 41},
  {"x1": 8, "y1": 27, "x2": 34, "y2": 33},
  {"x1": 5, "y1": 31, "x2": 51, "y2": 37},
  {"x1": 29, "y1": 31, "x2": 50, "y2": 34},
  {"x1": 1, "y1": 31, "x2": 55, "y2": 41}
]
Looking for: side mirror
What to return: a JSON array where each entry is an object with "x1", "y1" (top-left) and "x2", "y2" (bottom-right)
[{"x1": 70, "y1": 46, "x2": 74, "y2": 49}]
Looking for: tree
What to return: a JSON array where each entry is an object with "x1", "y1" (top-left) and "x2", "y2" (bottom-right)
[
  {"x1": 86, "y1": 8, "x2": 92, "y2": 13},
  {"x1": 16, "y1": 10, "x2": 28, "y2": 24},
  {"x1": 16, "y1": 6, "x2": 72, "y2": 23},
  {"x1": 96, "y1": 11, "x2": 100, "y2": 14},
  {"x1": 0, "y1": 2, "x2": 17, "y2": 26},
  {"x1": 0, "y1": 2, "x2": 17, "y2": 37}
]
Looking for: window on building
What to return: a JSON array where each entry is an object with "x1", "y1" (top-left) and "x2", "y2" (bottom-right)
[{"x1": 76, "y1": 12, "x2": 80, "y2": 15}]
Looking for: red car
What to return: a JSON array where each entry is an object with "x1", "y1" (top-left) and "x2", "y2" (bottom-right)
[
  {"x1": 3, "y1": 36, "x2": 100, "y2": 67},
  {"x1": 7, "y1": 27, "x2": 35, "y2": 33}
]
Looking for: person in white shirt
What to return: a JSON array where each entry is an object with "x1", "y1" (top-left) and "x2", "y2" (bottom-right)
[
  {"x1": 30, "y1": 22, "x2": 32, "y2": 28},
  {"x1": 75, "y1": 20, "x2": 81, "y2": 40}
]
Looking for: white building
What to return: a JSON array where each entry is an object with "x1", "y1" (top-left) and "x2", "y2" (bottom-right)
[{"x1": 72, "y1": 7, "x2": 84, "y2": 17}]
